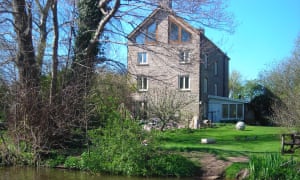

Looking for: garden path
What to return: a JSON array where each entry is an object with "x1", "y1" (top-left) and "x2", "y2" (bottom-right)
[{"x1": 182, "y1": 152, "x2": 248, "y2": 180}]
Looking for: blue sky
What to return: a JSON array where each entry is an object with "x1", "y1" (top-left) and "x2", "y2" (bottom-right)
[{"x1": 205, "y1": 0, "x2": 300, "y2": 80}]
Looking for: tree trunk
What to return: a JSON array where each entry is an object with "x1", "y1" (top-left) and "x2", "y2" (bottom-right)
[{"x1": 50, "y1": 0, "x2": 59, "y2": 105}]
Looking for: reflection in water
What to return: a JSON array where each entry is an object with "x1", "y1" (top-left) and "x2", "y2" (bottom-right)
[{"x1": 0, "y1": 167, "x2": 193, "y2": 180}]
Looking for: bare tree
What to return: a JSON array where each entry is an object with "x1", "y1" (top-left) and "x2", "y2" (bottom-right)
[{"x1": 261, "y1": 35, "x2": 300, "y2": 130}]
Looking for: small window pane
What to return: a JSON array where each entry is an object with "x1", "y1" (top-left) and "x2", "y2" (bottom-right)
[
  {"x1": 143, "y1": 77, "x2": 148, "y2": 89},
  {"x1": 222, "y1": 104, "x2": 229, "y2": 118},
  {"x1": 137, "y1": 77, "x2": 142, "y2": 89},
  {"x1": 237, "y1": 104, "x2": 243, "y2": 118},
  {"x1": 179, "y1": 51, "x2": 189, "y2": 63},
  {"x1": 179, "y1": 76, "x2": 184, "y2": 89},
  {"x1": 170, "y1": 23, "x2": 179, "y2": 41},
  {"x1": 138, "y1": 52, "x2": 147, "y2": 64},
  {"x1": 181, "y1": 29, "x2": 191, "y2": 42},
  {"x1": 184, "y1": 76, "x2": 189, "y2": 89},
  {"x1": 229, "y1": 104, "x2": 236, "y2": 119},
  {"x1": 147, "y1": 23, "x2": 157, "y2": 42},
  {"x1": 136, "y1": 33, "x2": 145, "y2": 44}
]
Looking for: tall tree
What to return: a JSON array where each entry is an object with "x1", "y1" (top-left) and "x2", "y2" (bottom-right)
[
  {"x1": 260, "y1": 35, "x2": 300, "y2": 129},
  {"x1": 229, "y1": 70, "x2": 243, "y2": 99}
]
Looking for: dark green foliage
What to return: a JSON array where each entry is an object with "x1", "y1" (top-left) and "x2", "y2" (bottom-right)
[
  {"x1": 148, "y1": 153, "x2": 198, "y2": 177},
  {"x1": 74, "y1": 0, "x2": 104, "y2": 68},
  {"x1": 249, "y1": 86, "x2": 279, "y2": 125},
  {"x1": 46, "y1": 155, "x2": 65, "y2": 168},
  {"x1": 64, "y1": 156, "x2": 83, "y2": 169}
]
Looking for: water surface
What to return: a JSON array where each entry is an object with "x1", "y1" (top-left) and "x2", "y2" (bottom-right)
[{"x1": 0, "y1": 167, "x2": 192, "y2": 180}]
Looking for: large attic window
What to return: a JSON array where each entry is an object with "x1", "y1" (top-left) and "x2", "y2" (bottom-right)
[
  {"x1": 135, "y1": 22, "x2": 157, "y2": 44},
  {"x1": 169, "y1": 21, "x2": 191, "y2": 43}
]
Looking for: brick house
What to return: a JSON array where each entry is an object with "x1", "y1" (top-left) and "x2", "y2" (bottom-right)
[{"x1": 127, "y1": 0, "x2": 245, "y2": 127}]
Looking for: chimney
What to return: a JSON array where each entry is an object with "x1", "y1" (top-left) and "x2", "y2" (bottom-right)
[{"x1": 159, "y1": 0, "x2": 172, "y2": 9}]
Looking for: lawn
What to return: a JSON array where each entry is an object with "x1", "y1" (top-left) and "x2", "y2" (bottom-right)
[{"x1": 158, "y1": 124, "x2": 292, "y2": 156}]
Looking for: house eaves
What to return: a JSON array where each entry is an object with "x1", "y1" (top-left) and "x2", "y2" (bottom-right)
[
  {"x1": 127, "y1": 8, "x2": 162, "y2": 39},
  {"x1": 201, "y1": 34, "x2": 230, "y2": 60},
  {"x1": 127, "y1": 7, "x2": 200, "y2": 39},
  {"x1": 208, "y1": 95, "x2": 248, "y2": 104}
]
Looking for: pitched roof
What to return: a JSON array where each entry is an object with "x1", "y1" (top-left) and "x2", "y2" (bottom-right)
[
  {"x1": 127, "y1": 7, "x2": 200, "y2": 39},
  {"x1": 127, "y1": 7, "x2": 229, "y2": 59}
]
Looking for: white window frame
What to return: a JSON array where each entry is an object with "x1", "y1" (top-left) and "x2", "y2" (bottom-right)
[
  {"x1": 178, "y1": 75, "x2": 190, "y2": 90},
  {"x1": 179, "y1": 50, "x2": 190, "y2": 63},
  {"x1": 137, "y1": 52, "x2": 148, "y2": 65},
  {"x1": 137, "y1": 76, "x2": 148, "y2": 91}
]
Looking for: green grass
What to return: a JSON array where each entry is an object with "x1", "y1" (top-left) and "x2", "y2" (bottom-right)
[
  {"x1": 225, "y1": 162, "x2": 248, "y2": 179},
  {"x1": 159, "y1": 124, "x2": 291, "y2": 156}
]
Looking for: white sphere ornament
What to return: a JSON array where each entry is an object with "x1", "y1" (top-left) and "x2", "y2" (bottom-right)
[{"x1": 236, "y1": 121, "x2": 245, "y2": 130}]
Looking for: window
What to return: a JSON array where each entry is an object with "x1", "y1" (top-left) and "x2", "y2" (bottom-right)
[
  {"x1": 170, "y1": 22, "x2": 179, "y2": 41},
  {"x1": 229, "y1": 104, "x2": 236, "y2": 118},
  {"x1": 136, "y1": 33, "x2": 145, "y2": 44},
  {"x1": 137, "y1": 76, "x2": 148, "y2": 91},
  {"x1": 179, "y1": 50, "x2": 190, "y2": 63},
  {"x1": 135, "y1": 22, "x2": 157, "y2": 44},
  {"x1": 147, "y1": 23, "x2": 157, "y2": 42},
  {"x1": 214, "y1": 84, "x2": 218, "y2": 96},
  {"x1": 237, "y1": 104, "x2": 243, "y2": 118},
  {"x1": 181, "y1": 29, "x2": 191, "y2": 42},
  {"x1": 222, "y1": 104, "x2": 244, "y2": 120},
  {"x1": 137, "y1": 52, "x2": 147, "y2": 64},
  {"x1": 222, "y1": 104, "x2": 229, "y2": 118},
  {"x1": 204, "y1": 54, "x2": 208, "y2": 69},
  {"x1": 169, "y1": 21, "x2": 191, "y2": 43},
  {"x1": 214, "y1": 61, "x2": 218, "y2": 75},
  {"x1": 203, "y1": 78, "x2": 208, "y2": 94},
  {"x1": 179, "y1": 75, "x2": 190, "y2": 90}
]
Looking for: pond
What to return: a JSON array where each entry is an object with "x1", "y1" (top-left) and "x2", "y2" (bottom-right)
[{"x1": 0, "y1": 167, "x2": 193, "y2": 180}]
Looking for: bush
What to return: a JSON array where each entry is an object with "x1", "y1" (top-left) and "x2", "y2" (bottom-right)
[
  {"x1": 148, "y1": 153, "x2": 198, "y2": 177},
  {"x1": 46, "y1": 155, "x2": 65, "y2": 168},
  {"x1": 64, "y1": 156, "x2": 83, "y2": 169}
]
